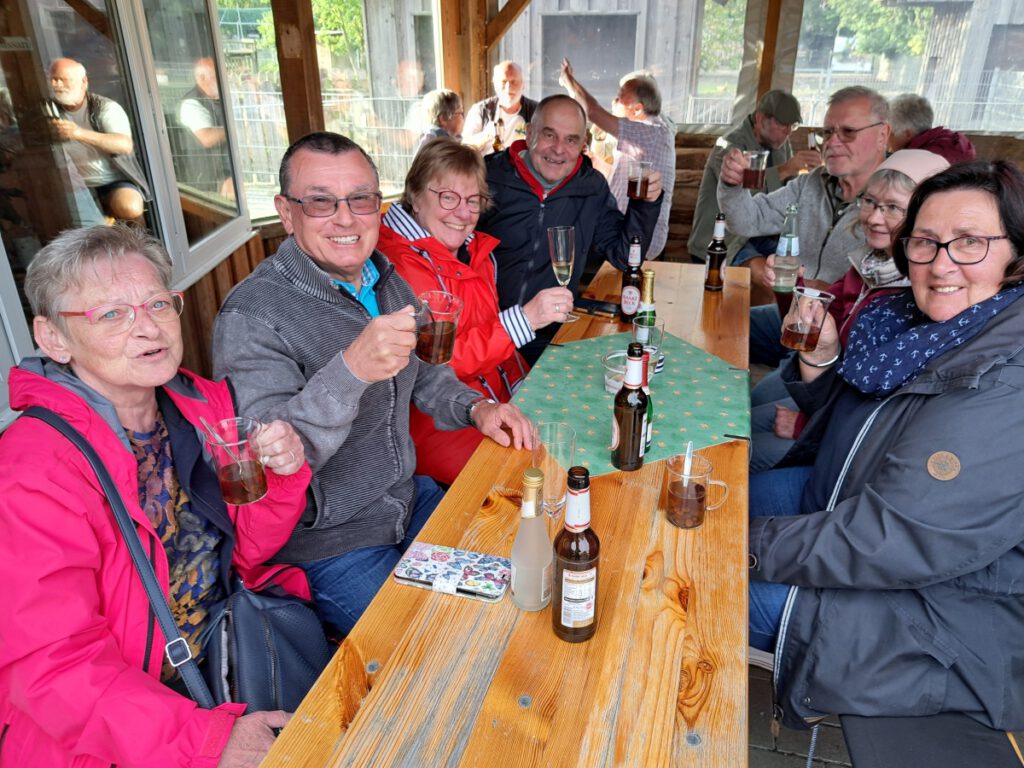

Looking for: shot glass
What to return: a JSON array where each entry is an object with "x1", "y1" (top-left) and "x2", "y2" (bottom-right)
[
  {"x1": 627, "y1": 160, "x2": 653, "y2": 200},
  {"x1": 780, "y1": 286, "x2": 835, "y2": 352},
  {"x1": 532, "y1": 422, "x2": 576, "y2": 529},
  {"x1": 663, "y1": 453, "x2": 728, "y2": 529},
  {"x1": 415, "y1": 290, "x2": 463, "y2": 364},
  {"x1": 742, "y1": 150, "x2": 769, "y2": 189},
  {"x1": 204, "y1": 417, "x2": 268, "y2": 505},
  {"x1": 632, "y1": 317, "x2": 665, "y2": 373}
]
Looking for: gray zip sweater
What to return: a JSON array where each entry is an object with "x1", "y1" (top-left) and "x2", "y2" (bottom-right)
[
  {"x1": 213, "y1": 236, "x2": 480, "y2": 563},
  {"x1": 717, "y1": 166, "x2": 863, "y2": 283}
]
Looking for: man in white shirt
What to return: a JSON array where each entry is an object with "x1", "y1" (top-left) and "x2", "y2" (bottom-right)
[
  {"x1": 462, "y1": 61, "x2": 538, "y2": 156},
  {"x1": 178, "y1": 58, "x2": 232, "y2": 196},
  {"x1": 559, "y1": 59, "x2": 675, "y2": 258},
  {"x1": 47, "y1": 58, "x2": 149, "y2": 222}
]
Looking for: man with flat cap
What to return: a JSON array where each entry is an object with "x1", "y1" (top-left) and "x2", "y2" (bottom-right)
[{"x1": 689, "y1": 90, "x2": 821, "y2": 295}]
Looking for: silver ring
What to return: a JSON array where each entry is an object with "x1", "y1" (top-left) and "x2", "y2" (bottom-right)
[
  {"x1": 555, "y1": 303, "x2": 561, "y2": 313},
  {"x1": 288, "y1": 449, "x2": 297, "y2": 464}
]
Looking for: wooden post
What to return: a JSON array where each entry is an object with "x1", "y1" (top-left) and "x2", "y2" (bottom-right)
[
  {"x1": 270, "y1": 0, "x2": 324, "y2": 141},
  {"x1": 758, "y1": 0, "x2": 784, "y2": 99}
]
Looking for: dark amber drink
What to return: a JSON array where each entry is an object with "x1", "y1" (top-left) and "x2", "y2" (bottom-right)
[
  {"x1": 781, "y1": 321, "x2": 821, "y2": 352},
  {"x1": 416, "y1": 320, "x2": 456, "y2": 364},
  {"x1": 218, "y1": 460, "x2": 268, "y2": 505},
  {"x1": 742, "y1": 168, "x2": 766, "y2": 189},
  {"x1": 666, "y1": 481, "x2": 707, "y2": 529},
  {"x1": 627, "y1": 174, "x2": 650, "y2": 200}
]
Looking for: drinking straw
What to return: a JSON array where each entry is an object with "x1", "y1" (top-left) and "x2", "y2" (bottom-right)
[
  {"x1": 200, "y1": 416, "x2": 243, "y2": 467},
  {"x1": 682, "y1": 440, "x2": 694, "y2": 489}
]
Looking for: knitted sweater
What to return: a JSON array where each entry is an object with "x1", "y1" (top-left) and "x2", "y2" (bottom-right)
[{"x1": 213, "y1": 237, "x2": 480, "y2": 562}]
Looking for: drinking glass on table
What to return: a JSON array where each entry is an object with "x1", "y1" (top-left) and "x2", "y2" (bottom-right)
[
  {"x1": 547, "y1": 225, "x2": 578, "y2": 322},
  {"x1": 533, "y1": 422, "x2": 576, "y2": 532}
]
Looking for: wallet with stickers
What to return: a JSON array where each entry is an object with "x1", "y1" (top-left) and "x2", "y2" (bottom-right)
[{"x1": 392, "y1": 542, "x2": 511, "y2": 603}]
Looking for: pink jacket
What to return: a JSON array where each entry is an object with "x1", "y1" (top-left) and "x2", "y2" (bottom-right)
[{"x1": 0, "y1": 362, "x2": 312, "y2": 767}]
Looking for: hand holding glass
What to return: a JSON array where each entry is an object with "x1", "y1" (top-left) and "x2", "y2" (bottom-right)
[
  {"x1": 780, "y1": 287, "x2": 834, "y2": 352},
  {"x1": 204, "y1": 417, "x2": 268, "y2": 505},
  {"x1": 547, "y1": 226, "x2": 578, "y2": 322}
]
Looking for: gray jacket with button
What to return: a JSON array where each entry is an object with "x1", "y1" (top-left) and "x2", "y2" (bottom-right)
[{"x1": 751, "y1": 292, "x2": 1024, "y2": 731}]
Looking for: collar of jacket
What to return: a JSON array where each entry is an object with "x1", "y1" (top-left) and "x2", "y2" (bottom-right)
[
  {"x1": 507, "y1": 139, "x2": 584, "y2": 201},
  {"x1": 272, "y1": 235, "x2": 395, "y2": 304}
]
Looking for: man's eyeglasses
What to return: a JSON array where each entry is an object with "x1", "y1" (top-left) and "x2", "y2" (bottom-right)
[
  {"x1": 820, "y1": 121, "x2": 885, "y2": 144},
  {"x1": 59, "y1": 291, "x2": 185, "y2": 333},
  {"x1": 856, "y1": 195, "x2": 906, "y2": 221},
  {"x1": 900, "y1": 235, "x2": 1010, "y2": 265},
  {"x1": 284, "y1": 192, "x2": 383, "y2": 218},
  {"x1": 426, "y1": 188, "x2": 490, "y2": 213}
]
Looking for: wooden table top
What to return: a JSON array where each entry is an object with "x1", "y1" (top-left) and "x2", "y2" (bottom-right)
[{"x1": 262, "y1": 263, "x2": 750, "y2": 768}]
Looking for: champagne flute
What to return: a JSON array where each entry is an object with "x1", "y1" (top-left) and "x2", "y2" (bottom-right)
[{"x1": 547, "y1": 225, "x2": 579, "y2": 323}]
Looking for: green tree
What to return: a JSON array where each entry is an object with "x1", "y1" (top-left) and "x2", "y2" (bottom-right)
[
  {"x1": 248, "y1": 0, "x2": 366, "y2": 73},
  {"x1": 700, "y1": 0, "x2": 747, "y2": 73},
  {"x1": 830, "y1": 0, "x2": 932, "y2": 58}
]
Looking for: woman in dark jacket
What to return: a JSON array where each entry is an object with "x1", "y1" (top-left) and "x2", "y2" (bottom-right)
[{"x1": 749, "y1": 161, "x2": 1024, "y2": 732}]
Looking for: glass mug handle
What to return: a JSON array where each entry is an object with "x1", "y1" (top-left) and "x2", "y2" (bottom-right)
[{"x1": 705, "y1": 479, "x2": 729, "y2": 511}]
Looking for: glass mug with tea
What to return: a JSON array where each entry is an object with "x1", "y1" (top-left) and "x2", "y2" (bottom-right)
[
  {"x1": 743, "y1": 150, "x2": 770, "y2": 189},
  {"x1": 663, "y1": 453, "x2": 728, "y2": 529},
  {"x1": 204, "y1": 416, "x2": 269, "y2": 505},
  {"x1": 415, "y1": 290, "x2": 463, "y2": 364},
  {"x1": 780, "y1": 286, "x2": 835, "y2": 352},
  {"x1": 627, "y1": 160, "x2": 653, "y2": 200}
]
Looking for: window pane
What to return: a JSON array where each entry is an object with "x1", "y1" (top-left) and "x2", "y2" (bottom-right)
[
  {"x1": 496, "y1": 1, "x2": 748, "y2": 127},
  {"x1": 793, "y1": 2, "x2": 1024, "y2": 131},
  {"x1": 0, "y1": 0, "x2": 159, "y2": 333},
  {"x1": 142, "y1": 0, "x2": 242, "y2": 245}
]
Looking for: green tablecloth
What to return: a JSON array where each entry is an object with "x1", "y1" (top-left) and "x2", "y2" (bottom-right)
[{"x1": 514, "y1": 332, "x2": 750, "y2": 477}]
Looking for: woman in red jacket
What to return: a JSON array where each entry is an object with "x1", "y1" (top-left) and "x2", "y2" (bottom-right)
[
  {"x1": 378, "y1": 138, "x2": 571, "y2": 484},
  {"x1": 0, "y1": 225, "x2": 310, "y2": 767}
]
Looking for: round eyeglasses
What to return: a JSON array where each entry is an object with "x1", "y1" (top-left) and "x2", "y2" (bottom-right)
[
  {"x1": 900, "y1": 235, "x2": 1010, "y2": 265},
  {"x1": 284, "y1": 192, "x2": 383, "y2": 218},
  {"x1": 59, "y1": 291, "x2": 185, "y2": 333},
  {"x1": 426, "y1": 188, "x2": 490, "y2": 213},
  {"x1": 856, "y1": 195, "x2": 906, "y2": 221}
]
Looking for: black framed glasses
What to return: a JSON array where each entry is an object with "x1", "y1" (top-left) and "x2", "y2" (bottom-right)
[
  {"x1": 59, "y1": 291, "x2": 185, "y2": 333},
  {"x1": 856, "y1": 195, "x2": 906, "y2": 221},
  {"x1": 426, "y1": 187, "x2": 490, "y2": 213},
  {"x1": 284, "y1": 192, "x2": 382, "y2": 217},
  {"x1": 820, "y1": 121, "x2": 884, "y2": 144},
  {"x1": 900, "y1": 235, "x2": 1010, "y2": 265}
]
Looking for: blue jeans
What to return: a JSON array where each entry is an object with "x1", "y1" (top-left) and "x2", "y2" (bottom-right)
[
  {"x1": 750, "y1": 304, "x2": 788, "y2": 367},
  {"x1": 301, "y1": 475, "x2": 446, "y2": 635},
  {"x1": 749, "y1": 465, "x2": 813, "y2": 651}
]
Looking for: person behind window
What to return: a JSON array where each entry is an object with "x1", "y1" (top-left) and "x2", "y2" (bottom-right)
[
  {"x1": 46, "y1": 57, "x2": 150, "y2": 223},
  {"x1": 178, "y1": 57, "x2": 232, "y2": 197},
  {"x1": 888, "y1": 93, "x2": 977, "y2": 165},
  {"x1": 749, "y1": 160, "x2": 1024, "y2": 734},
  {"x1": 476, "y1": 94, "x2": 663, "y2": 365},
  {"x1": 462, "y1": 61, "x2": 538, "y2": 156},
  {"x1": 560, "y1": 59, "x2": 680, "y2": 259},
  {"x1": 0, "y1": 224, "x2": 311, "y2": 767},
  {"x1": 416, "y1": 89, "x2": 465, "y2": 153},
  {"x1": 212, "y1": 132, "x2": 535, "y2": 635},
  {"x1": 378, "y1": 138, "x2": 570, "y2": 484}
]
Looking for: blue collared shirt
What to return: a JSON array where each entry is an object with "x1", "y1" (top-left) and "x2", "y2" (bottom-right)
[{"x1": 333, "y1": 259, "x2": 381, "y2": 317}]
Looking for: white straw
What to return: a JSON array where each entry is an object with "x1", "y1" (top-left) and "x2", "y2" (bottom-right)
[{"x1": 682, "y1": 441, "x2": 694, "y2": 489}]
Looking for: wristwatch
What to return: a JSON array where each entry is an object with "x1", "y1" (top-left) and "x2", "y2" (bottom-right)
[{"x1": 466, "y1": 397, "x2": 497, "y2": 424}]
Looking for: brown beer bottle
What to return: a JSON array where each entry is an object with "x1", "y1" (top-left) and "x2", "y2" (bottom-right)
[
  {"x1": 704, "y1": 213, "x2": 727, "y2": 292},
  {"x1": 553, "y1": 466, "x2": 600, "y2": 643},
  {"x1": 492, "y1": 117, "x2": 504, "y2": 153},
  {"x1": 611, "y1": 342, "x2": 648, "y2": 471},
  {"x1": 620, "y1": 237, "x2": 643, "y2": 322}
]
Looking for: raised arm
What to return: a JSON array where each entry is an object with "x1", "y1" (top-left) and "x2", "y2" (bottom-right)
[{"x1": 559, "y1": 58, "x2": 619, "y2": 136}]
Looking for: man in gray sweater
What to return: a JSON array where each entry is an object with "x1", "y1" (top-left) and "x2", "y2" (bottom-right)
[
  {"x1": 717, "y1": 86, "x2": 890, "y2": 365},
  {"x1": 213, "y1": 132, "x2": 533, "y2": 634}
]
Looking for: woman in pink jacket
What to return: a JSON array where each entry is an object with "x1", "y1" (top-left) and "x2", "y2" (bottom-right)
[
  {"x1": 0, "y1": 225, "x2": 311, "y2": 767},
  {"x1": 378, "y1": 138, "x2": 571, "y2": 484}
]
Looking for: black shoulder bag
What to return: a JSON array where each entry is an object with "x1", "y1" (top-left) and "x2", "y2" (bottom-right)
[{"x1": 25, "y1": 406, "x2": 331, "y2": 713}]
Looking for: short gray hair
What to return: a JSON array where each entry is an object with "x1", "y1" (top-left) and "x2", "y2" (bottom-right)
[
  {"x1": 25, "y1": 224, "x2": 172, "y2": 323},
  {"x1": 621, "y1": 74, "x2": 661, "y2": 116},
  {"x1": 279, "y1": 131, "x2": 379, "y2": 196},
  {"x1": 829, "y1": 86, "x2": 889, "y2": 124},
  {"x1": 422, "y1": 89, "x2": 462, "y2": 127},
  {"x1": 866, "y1": 168, "x2": 917, "y2": 197},
  {"x1": 889, "y1": 94, "x2": 933, "y2": 137}
]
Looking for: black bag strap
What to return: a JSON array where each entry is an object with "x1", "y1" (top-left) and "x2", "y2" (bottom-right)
[{"x1": 23, "y1": 406, "x2": 216, "y2": 709}]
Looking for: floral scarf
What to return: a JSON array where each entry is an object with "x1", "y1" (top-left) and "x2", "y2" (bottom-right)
[{"x1": 838, "y1": 283, "x2": 1024, "y2": 397}]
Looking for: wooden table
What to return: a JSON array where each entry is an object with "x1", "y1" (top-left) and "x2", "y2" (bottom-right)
[{"x1": 262, "y1": 263, "x2": 750, "y2": 768}]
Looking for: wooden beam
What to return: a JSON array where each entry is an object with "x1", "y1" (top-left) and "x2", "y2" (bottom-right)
[
  {"x1": 758, "y1": 0, "x2": 783, "y2": 99},
  {"x1": 437, "y1": 0, "x2": 463, "y2": 95},
  {"x1": 270, "y1": 0, "x2": 324, "y2": 141},
  {"x1": 485, "y1": 0, "x2": 530, "y2": 50},
  {"x1": 64, "y1": 0, "x2": 109, "y2": 39}
]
